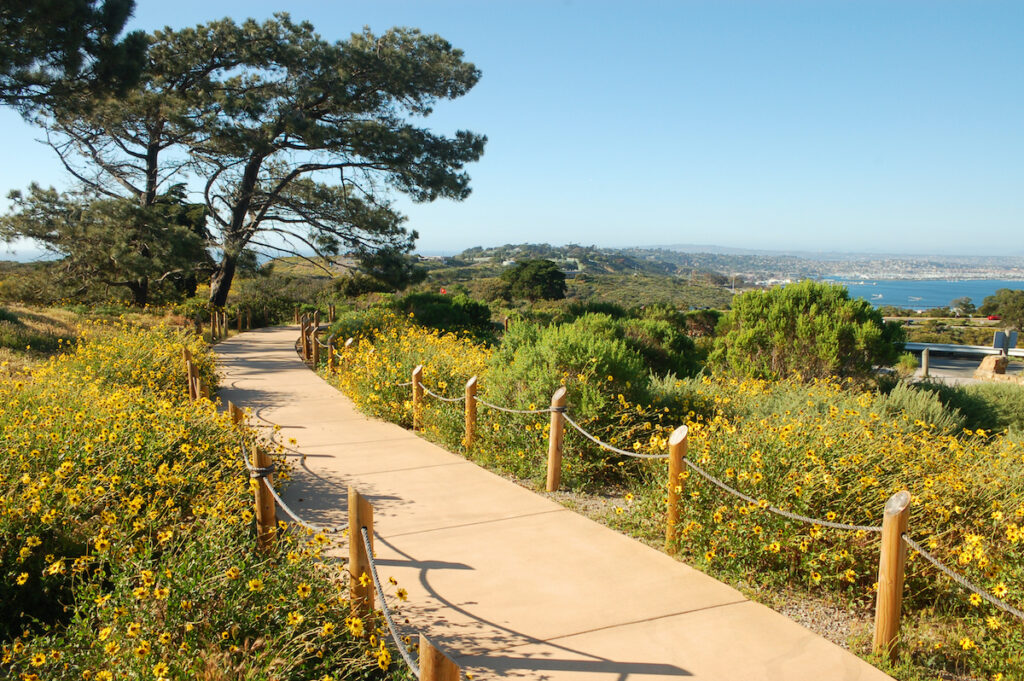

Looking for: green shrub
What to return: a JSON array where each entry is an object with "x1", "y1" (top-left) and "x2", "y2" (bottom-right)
[
  {"x1": 895, "y1": 351, "x2": 919, "y2": 377},
  {"x1": 485, "y1": 313, "x2": 649, "y2": 417},
  {"x1": 389, "y1": 292, "x2": 495, "y2": 341},
  {"x1": 622, "y1": 318, "x2": 699, "y2": 377},
  {"x1": 874, "y1": 381, "x2": 965, "y2": 433},
  {"x1": 710, "y1": 280, "x2": 905, "y2": 382}
]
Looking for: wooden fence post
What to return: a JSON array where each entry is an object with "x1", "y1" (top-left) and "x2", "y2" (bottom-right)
[
  {"x1": 327, "y1": 335, "x2": 336, "y2": 372},
  {"x1": 665, "y1": 425, "x2": 689, "y2": 549},
  {"x1": 348, "y1": 486, "x2": 374, "y2": 618},
  {"x1": 419, "y1": 634, "x2": 460, "y2": 681},
  {"x1": 312, "y1": 327, "x2": 320, "y2": 367},
  {"x1": 464, "y1": 376, "x2": 477, "y2": 448},
  {"x1": 196, "y1": 377, "x2": 209, "y2": 401},
  {"x1": 873, "y1": 490, "x2": 911, "y2": 661},
  {"x1": 188, "y1": 362, "x2": 199, "y2": 401},
  {"x1": 182, "y1": 348, "x2": 196, "y2": 400},
  {"x1": 329, "y1": 303, "x2": 336, "y2": 323},
  {"x1": 546, "y1": 386, "x2": 568, "y2": 492},
  {"x1": 221, "y1": 311, "x2": 228, "y2": 337},
  {"x1": 253, "y1": 445, "x2": 277, "y2": 552},
  {"x1": 293, "y1": 307, "x2": 299, "y2": 325},
  {"x1": 228, "y1": 401, "x2": 244, "y2": 425},
  {"x1": 246, "y1": 307, "x2": 251, "y2": 330},
  {"x1": 300, "y1": 316, "x2": 309, "y2": 359},
  {"x1": 412, "y1": 365, "x2": 424, "y2": 431},
  {"x1": 237, "y1": 310, "x2": 242, "y2": 333}
]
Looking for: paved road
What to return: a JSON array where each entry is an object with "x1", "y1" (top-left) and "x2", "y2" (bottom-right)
[
  {"x1": 914, "y1": 356, "x2": 1023, "y2": 385},
  {"x1": 215, "y1": 326, "x2": 894, "y2": 681}
]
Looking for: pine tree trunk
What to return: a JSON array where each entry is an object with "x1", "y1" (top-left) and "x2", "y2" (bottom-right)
[
  {"x1": 126, "y1": 277, "x2": 149, "y2": 307},
  {"x1": 209, "y1": 254, "x2": 237, "y2": 307}
]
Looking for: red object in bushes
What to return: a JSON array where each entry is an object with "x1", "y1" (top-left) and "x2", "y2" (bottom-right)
[
  {"x1": 988, "y1": 315, "x2": 1002, "y2": 321},
  {"x1": 439, "y1": 288, "x2": 447, "y2": 294}
]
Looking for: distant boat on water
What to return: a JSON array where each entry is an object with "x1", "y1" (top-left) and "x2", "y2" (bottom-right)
[
  {"x1": 871, "y1": 294, "x2": 883, "y2": 300},
  {"x1": 909, "y1": 296, "x2": 923, "y2": 301}
]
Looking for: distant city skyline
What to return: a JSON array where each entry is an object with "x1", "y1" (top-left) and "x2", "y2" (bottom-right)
[{"x1": 1, "y1": 1, "x2": 1021, "y2": 259}]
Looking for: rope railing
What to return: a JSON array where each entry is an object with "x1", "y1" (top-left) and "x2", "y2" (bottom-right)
[
  {"x1": 682, "y1": 458, "x2": 883, "y2": 532},
  {"x1": 902, "y1": 534, "x2": 1024, "y2": 622},
  {"x1": 360, "y1": 526, "x2": 421, "y2": 676},
  {"x1": 239, "y1": 436, "x2": 349, "y2": 536},
  {"x1": 474, "y1": 396, "x2": 556, "y2": 414},
  {"x1": 296, "y1": 331, "x2": 1024, "y2": 661},
  {"x1": 416, "y1": 382, "x2": 466, "y2": 403},
  {"x1": 562, "y1": 412, "x2": 670, "y2": 460}
]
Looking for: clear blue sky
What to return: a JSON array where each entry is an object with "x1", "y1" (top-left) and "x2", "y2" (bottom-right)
[{"x1": 1, "y1": 0, "x2": 1021, "y2": 257}]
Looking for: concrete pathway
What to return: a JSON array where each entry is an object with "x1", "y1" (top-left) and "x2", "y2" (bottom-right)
[{"x1": 215, "y1": 326, "x2": 894, "y2": 681}]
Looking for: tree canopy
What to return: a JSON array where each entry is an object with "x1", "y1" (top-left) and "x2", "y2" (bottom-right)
[
  {"x1": 980, "y1": 289, "x2": 1024, "y2": 329},
  {"x1": 710, "y1": 280, "x2": 905, "y2": 381},
  {"x1": 22, "y1": 13, "x2": 484, "y2": 306},
  {"x1": 501, "y1": 259, "x2": 567, "y2": 302},
  {"x1": 0, "y1": 0, "x2": 146, "y2": 108},
  {"x1": 0, "y1": 183, "x2": 209, "y2": 305}
]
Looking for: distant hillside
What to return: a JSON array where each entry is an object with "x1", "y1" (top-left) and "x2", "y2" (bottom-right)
[{"x1": 266, "y1": 255, "x2": 356, "y2": 278}]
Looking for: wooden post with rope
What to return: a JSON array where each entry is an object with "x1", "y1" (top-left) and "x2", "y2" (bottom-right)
[
  {"x1": 293, "y1": 307, "x2": 299, "y2": 324},
  {"x1": 873, "y1": 490, "x2": 911, "y2": 661},
  {"x1": 182, "y1": 348, "x2": 196, "y2": 400},
  {"x1": 348, "y1": 487, "x2": 374, "y2": 618},
  {"x1": 327, "y1": 336, "x2": 336, "y2": 372},
  {"x1": 412, "y1": 365, "x2": 424, "y2": 431},
  {"x1": 187, "y1": 362, "x2": 199, "y2": 401},
  {"x1": 419, "y1": 634, "x2": 461, "y2": 681},
  {"x1": 252, "y1": 445, "x2": 276, "y2": 552},
  {"x1": 665, "y1": 425, "x2": 688, "y2": 549},
  {"x1": 300, "y1": 315, "x2": 309, "y2": 360},
  {"x1": 464, "y1": 376, "x2": 477, "y2": 448},
  {"x1": 329, "y1": 303, "x2": 336, "y2": 323},
  {"x1": 228, "y1": 401, "x2": 244, "y2": 425},
  {"x1": 545, "y1": 386, "x2": 567, "y2": 492},
  {"x1": 312, "y1": 327, "x2": 320, "y2": 367}
]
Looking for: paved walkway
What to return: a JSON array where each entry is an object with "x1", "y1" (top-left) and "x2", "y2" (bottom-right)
[{"x1": 215, "y1": 326, "x2": 894, "y2": 681}]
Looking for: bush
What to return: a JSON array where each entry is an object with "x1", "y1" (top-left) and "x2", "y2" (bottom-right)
[
  {"x1": 622, "y1": 318, "x2": 699, "y2": 377},
  {"x1": 894, "y1": 351, "x2": 918, "y2": 378},
  {"x1": 710, "y1": 280, "x2": 905, "y2": 382},
  {"x1": 389, "y1": 292, "x2": 495, "y2": 342},
  {"x1": 874, "y1": 380, "x2": 965, "y2": 433}
]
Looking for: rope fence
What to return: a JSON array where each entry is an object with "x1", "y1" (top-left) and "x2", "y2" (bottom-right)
[
  {"x1": 292, "y1": 328, "x2": 1024, "y2": 662},
  {"x1": 361, "y1": 526, "x2": 421, "y2": 675},
  {"x1": 189, "y1": 334, "x2": 463, "y2": 680}
]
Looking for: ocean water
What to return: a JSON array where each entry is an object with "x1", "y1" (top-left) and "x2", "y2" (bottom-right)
[{"x1": 819, "y1": 279, "x2": 1024, "y2": 310}]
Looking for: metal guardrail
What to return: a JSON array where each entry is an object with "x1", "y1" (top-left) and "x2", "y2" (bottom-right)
[{"x1": 905, "y1": 341, "x2": 1024, "y2": 358}]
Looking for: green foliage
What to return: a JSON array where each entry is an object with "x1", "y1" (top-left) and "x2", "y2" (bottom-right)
[
  {"x1": 621, "y1": 318, "x2": 699, "y2": 377},
  {"x1": 951, "y1": 296, "x2": 976, "y2": 315},
  {"x1": 913, "y1": 380, "x2": 1024, "y2": 436},
  {"x1": 874, "y1": 381, "x2": 965, "y2": 433},
  {"x1": 711, "y1": 280, "x2": 905, "y2": 381},
  {"x1": 485, "y1": 314, "x2": 648, "y2": 417},
  {"x1": 390, "y1": 292, "x2": 494, "y2": 342},
  {"x1": 895, "y1": 351, "x2": 919, "y2": 377},
  {"x1": 500, "y1": 259, "x2": 567, "y2": 302},
  {"x1": 980, "y1": 288, "x2": 1024, "y2": 329},
  {"x1": 0, "y1": 0, "x2": 146, "y2": 107},
  {"x1": 0, "y1": 184, "x2": 209, "y2": 305}
]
